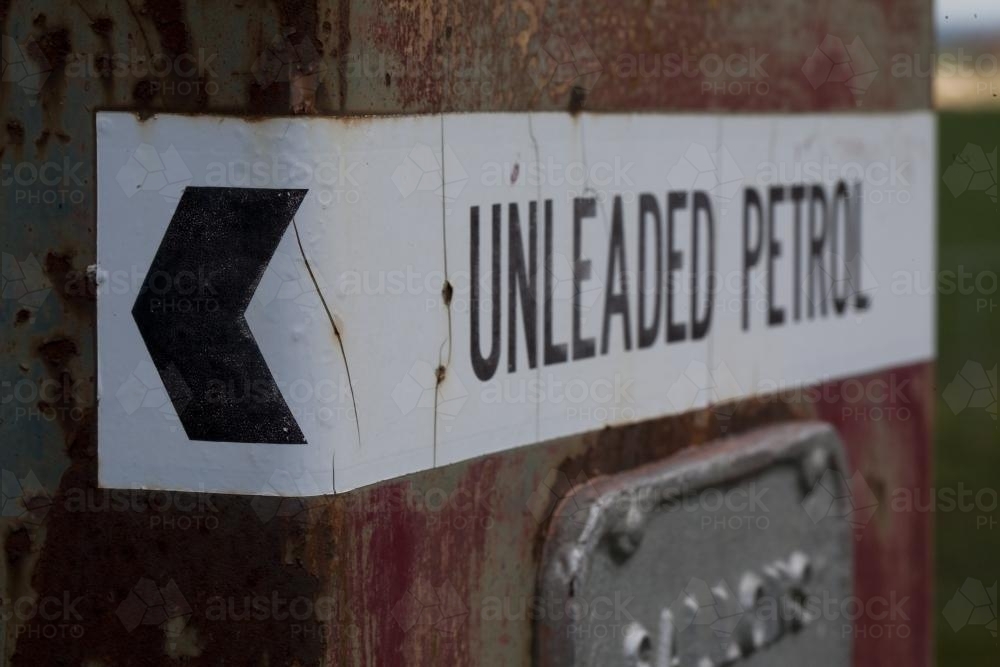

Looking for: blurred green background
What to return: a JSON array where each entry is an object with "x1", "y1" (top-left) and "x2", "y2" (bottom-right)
[{"x1": 935, "y1": 112, "x2": 999, "y2": 664}]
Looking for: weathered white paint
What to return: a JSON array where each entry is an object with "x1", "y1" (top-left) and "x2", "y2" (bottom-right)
[{"x1": 97, "y1": 111, "x2": 935, "y2": 495}]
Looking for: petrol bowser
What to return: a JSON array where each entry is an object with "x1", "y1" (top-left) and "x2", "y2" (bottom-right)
[{"x1": 1, "y1": 1, "x2": 946, "y2": 665}]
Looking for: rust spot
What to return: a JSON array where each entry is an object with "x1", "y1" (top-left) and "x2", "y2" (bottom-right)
[
  {"x1": 4, "y1": 527, "x2": 31, "y2": 566},
  {"x1": 37, "y1": 338, "x2": 78, "y2": 368},
  {"x1": 442, "y1": 280, "x2": 453, "y2": 306},
  {"x1": 15, "y1": 309, "x2": 30, "y2": 326},
  {"x1": 43, "y1": 252, "x2": 72, "y2": 279},
  {"x1": 336, "y1": 0, "x2": 350, "y2": 110},
  {"x1": 291, "y1": 71, "x2": 319, "y2": 114},
  {"x1": 93, "y1": 52, "x2": 113, "y2": 80},
  {"x1": 275, "y1": 0, "x2": 321, "y2": 45},
  {"x1": 27, "y1": 27, "x2": 72, "y2": 129},
  {"x1": 139, "y1": 0, "x2": 214, "y2": 111},
  {"x1": 6, "y1": 119, "x2": 24, "y2": 144},
  {"x1": 568, "y1": 85, "x2": 586, "y2": 114},
  {"x1": 44, "y1": 251, "x2": 96, "y2": 311},
  {"x1": 436, "y1": 364, "x2": 447, "y2": 384},
  {"x1": 246, "y1": 80, "x2": 290, "y2": 115},
  {"x1": 133, "y1": 79, "x2": 157, "y2": 107},
  {"x1": 253, "y1": 0, "x2": 327, "y2": 114},
  {"x1": 63, "y1": 408, "x2": 94, "y2": 461},
  {"x1": 32, "y1": 27, "x2": 71, "y2": 69},
  {"x1": 33, "y1": 129, "x2": 50, "y2": 151},
  {"x1": 145, "y1": 0, "x2": 189, "y2": 55},
  {"x1": 90, "y1": 16, "x2": 113, "y2": 35}
]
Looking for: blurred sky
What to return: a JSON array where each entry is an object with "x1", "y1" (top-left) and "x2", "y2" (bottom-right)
[
  {"x1": 934, "y1": 0, "x2": 999, "y2": 107},
  {"x1": 937, "y1": 0, "x2": 1000, "y2": 39}
]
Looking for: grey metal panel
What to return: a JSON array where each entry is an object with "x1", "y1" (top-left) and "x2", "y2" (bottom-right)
[{"x1": 537, "y1": 422, "x2": 853, "y2": 666}]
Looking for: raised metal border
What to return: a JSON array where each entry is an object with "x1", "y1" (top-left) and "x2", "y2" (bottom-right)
[{"x1": 535, "y1": 420, "x2": 853, "y2": 666}]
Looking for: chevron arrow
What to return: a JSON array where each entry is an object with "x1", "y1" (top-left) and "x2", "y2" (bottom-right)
[{"x1": 132, "y1": 187, "x2": 308, "y2": 444}]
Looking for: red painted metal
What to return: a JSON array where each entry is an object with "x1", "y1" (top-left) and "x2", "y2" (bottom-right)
[{"x1": 0, "y1": 0, "x2": 933, "y2": 664}]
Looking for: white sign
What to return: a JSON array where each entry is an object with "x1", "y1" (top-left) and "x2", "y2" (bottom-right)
[{"x1": 97, "y1": 111, "x2": 935, "y2": 495}]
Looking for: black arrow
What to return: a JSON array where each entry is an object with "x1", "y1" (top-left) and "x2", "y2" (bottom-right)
[{"x1": 132, "y1": 186, "x2": 308, "y2": 444}]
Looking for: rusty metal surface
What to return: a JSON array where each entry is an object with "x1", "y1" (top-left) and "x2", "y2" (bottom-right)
[
  {"x1": 1, "y1": 0, "x2": 933, "y2": 665},
  {"x1": 315, "y1": 363, "x2": 935, "y2": 666}
]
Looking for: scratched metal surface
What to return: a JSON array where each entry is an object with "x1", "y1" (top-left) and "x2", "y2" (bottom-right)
[{"x1": 0, "y1": 1, "x2": 932, "y2": 665}]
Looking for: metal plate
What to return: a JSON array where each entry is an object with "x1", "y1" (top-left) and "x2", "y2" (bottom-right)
[{"x1": 536, "y1": 421, "x2": 853, "y2": 666}]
